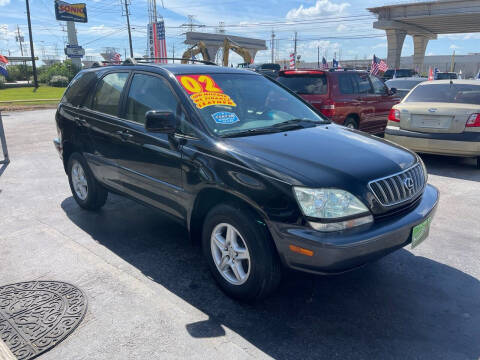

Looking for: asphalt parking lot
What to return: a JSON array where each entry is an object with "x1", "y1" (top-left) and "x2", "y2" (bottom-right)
[{"x1": 0, "y1": 109, "x2": 479, "y2": 360}]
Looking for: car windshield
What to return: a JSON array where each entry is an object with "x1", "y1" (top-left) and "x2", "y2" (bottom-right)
[
  {"x1": 386, "y1": 79, "x2": 425, "y2": 90},
  {"x1": 176, "y1": 73, "x2": 328, "y2": 137},
  {"x1": 404, "y1": 83, "x2": 480, "y2": 105}
]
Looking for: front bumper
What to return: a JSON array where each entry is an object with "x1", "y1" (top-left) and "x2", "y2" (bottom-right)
[
  {"x1": 269, "y1": 184, "x2": 439, "y2": 274},
  {"x1": 385, "y1": 126, "x2": 480, "y2": 157}
]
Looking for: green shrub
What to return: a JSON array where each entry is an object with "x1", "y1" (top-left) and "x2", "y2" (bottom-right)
[
  {"x1": 38, "y1": 60, "x2": 80, "y2": 84},
  {"x1": 49, "y1": 75, "x2": 69, "y2": 87}
]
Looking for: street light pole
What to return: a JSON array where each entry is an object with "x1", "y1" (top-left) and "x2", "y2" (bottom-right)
[{"x1": 25, "y1": 0, "x2": 38, "y2": 88}]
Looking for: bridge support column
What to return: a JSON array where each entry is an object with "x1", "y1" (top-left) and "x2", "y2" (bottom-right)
[
  {"x1": 413, "y1": 35, "x2": 429, "y2": 73},
  {"x1": 386, "y1": 29, "x2": 407, "y2": 69}
]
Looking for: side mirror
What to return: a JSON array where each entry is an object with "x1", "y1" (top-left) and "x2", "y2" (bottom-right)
[
  {"x1": 145, "y1": 110, "x2": 176, "y2": 134},
  {"x1": 389, "y1": 87, "x2": 397, "y2": 95}
]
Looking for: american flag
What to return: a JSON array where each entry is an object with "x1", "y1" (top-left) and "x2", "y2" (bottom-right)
[
  {"x1": 321, "y1": 57, "x2": 328, "y2": 70},
  {"x1": 0, "y1": 54, "x2": 8, "y2": 77},
  {"x1": 148, "y1": 18, "x2": 167, "y2": 64},
  {"x1": 289, "y1": 53, "x2": 295, "y2": 69},
  {"x1": 370, "y1": 55, "x2": 388, "y2": 75}
]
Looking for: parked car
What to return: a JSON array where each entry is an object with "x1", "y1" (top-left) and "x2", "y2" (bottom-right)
[
  {"x1": 435, "y1": 72, "x2": 457, "y2": 80},
  {"x1": 382, "y1": 69, "x2": 418, "y2": 81},
  {"x1": 385, "y1": 77, "x2": 427, "y2": 99},
  {"x1": 385, "y1": 80, "x2": 480, "y2": 168},
  {"x1": 54, "y1": 63, "x2": 438, "y2": 300},
  {"x1": 255, "y1": 63, "x2": 281, "y2": 78},
  {"x1": 277, "y1": 69, "x2": 400, "y2": 134}
]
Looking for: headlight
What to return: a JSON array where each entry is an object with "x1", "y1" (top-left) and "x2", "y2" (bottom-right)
[{"x1": 293, "y1": 187, "x2": 373, "y2": 232}]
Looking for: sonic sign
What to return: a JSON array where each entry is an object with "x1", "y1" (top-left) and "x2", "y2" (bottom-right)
[{"x1": 55, "y1": 1, "x2": 88, "y2": 23}]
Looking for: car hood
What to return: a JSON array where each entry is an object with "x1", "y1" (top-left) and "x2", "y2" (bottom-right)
[{"x1": 222, "y1": 124, "x2": 417, "y2": 190}]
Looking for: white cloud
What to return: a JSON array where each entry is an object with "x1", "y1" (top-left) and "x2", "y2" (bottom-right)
[
  {"x1": 0, "y1": 0, "x2": 10, "y2": 6},
  {"x1": 286, "y1": 0, "x2": 350, "y2": 19},
  {"x1": 372, "y1": 42, "x2": 387, "y2": 49},
  {"x1": 449, "y1": 44, "x2": 460, "y2": 50},
  {"x1": 336, "y1": 24, "x2": 347, "y2": 32}
]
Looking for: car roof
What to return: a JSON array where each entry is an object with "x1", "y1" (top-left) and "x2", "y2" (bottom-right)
[
  {"x1": 386, "y1": 77, "x2": 427, "y2": 82},
  {"x1": 417, "y1": 79, "x2": 480, "y2": 86},
  {"x1": 86, "y1": 63, "x2": 258, "y2": 76}
]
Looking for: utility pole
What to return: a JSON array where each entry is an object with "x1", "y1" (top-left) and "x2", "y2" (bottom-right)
[
  {"x1": 16, "y1": 26, "x2": 24, "y2": 56},
  {"x1": 122, "y1": 0, "x2": 134, "y2": 58},
  {"x1": 294, "y1": 31, "x2": 297, "y2": 68},
  {"x1": 317, "y1": 46, "x2": 320, "y2": 68},
  {"x1": 25, "y1": 0, "x2": 38, "y2": 88},
  {"x1": 172, "y1": 43, "x2": 175, "y2": 63},
  {"x1": 271, "y1": 30, "x2": 275, "y2": 64}
]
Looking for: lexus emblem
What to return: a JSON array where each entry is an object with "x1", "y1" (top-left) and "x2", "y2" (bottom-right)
[
  {"x1": 428, "y1": 108, "x2": 437, "y2": 113},
  {"x1": 403, "y1": 177, "x2": 414, "y2": 190}
]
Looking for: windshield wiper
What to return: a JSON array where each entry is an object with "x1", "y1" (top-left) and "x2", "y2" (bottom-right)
[
  {"x1": 221, "y1": 127, "x2": 283, "y2": 138},
  {"x1": 271, "y1": 118, "x2": 323, "y2": 129}
]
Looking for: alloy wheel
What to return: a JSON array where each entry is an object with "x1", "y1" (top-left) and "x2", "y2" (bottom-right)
[{"x1": 72, "y1": 161, "x2": 88, "y2": 200}]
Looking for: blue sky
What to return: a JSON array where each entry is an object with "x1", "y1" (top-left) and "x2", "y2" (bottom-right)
[{"x1": 1, "y1": 0, "x2": 479, "y2": 65}]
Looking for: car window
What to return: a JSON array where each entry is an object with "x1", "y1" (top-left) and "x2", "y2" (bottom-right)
[
  {"x1": 338, "y1": 74, "x2": 357, "y2": 94},
  {"x1": 176, "y1": 73, "x2": 328, "y2": 137},
  {"x1": 355, "y1": 73, "x2": 373, "y2": 94},
  {"x1": 370, "y1": 75, "x2": 387, "y2": 94},
  {"x1": 125, "y1": 73, "x2": 180, "y2": 124},
  {"x1": 277, "y1": 74, "x2": 327, "y2": 95},
  {"x1": 61, "y1": 71, "x2": 98, "y2": 107},
  {"x1": 404, "y1": 83, "x2": 480, "y2": 105},
  {"x1": 92, "y1": 72, "x2": 129, "y2": 117}
]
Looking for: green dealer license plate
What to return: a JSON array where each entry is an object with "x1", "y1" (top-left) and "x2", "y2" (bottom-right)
[{"x1": 411, "y1": 217, "x2": 431, "y2": 248}]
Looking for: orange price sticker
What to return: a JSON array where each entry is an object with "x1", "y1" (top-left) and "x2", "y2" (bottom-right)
[{"x1": 176, "y1": 74, "x2": 236, "y2": 109}]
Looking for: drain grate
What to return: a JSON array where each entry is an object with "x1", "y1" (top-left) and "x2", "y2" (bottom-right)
[{"x1": 0, "y1": 281, "x2": 87, "y2": 360}]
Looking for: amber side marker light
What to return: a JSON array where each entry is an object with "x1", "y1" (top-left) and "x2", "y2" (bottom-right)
[{"x1": 289, "y1": 245, "x2": 314, "y2": 257}]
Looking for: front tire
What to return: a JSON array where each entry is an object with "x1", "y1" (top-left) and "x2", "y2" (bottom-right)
[
  {"x1": 67, "y1": 152, "x2": 108, "y2": 210},
  {"x1": 202, "y1": 204, "x2": 281, "y2": 301},
  {"x1": 344, "y1": 116, "x2": 358, "y2": 129}
]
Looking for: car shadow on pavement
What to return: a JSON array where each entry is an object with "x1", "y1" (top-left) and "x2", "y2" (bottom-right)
[
  {"x1": 61, "y1": 196, "x2": 479, "y2": 360},
  {"x1": 420, "y1": 154, "x2": 479, "y2": 181}
]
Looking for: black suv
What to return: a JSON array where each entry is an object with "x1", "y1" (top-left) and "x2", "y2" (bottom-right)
[{"x1": 54, "y1": 63, "x2": 439, "y2": 301}]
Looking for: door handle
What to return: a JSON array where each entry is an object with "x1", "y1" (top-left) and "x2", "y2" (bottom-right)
[
  {"x1": 115, "y1": 130, "x2": 133, "y2": 140},
  {"x1": 74, "y1": 117, "x2": 87, "y2": 126}
]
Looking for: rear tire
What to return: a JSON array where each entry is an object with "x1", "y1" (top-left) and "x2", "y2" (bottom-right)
[
  {"x1": 477, "y1": 157, "x2": 480, "y2": 169},
  {"x1": 202, "y1": 203, "x2": 281, "y2": 301},
  {"x1": 344, "y1": 116, "x2": 358, "y2": 129},
  {"x1": 67, "y1": 152, "x2": 108, "y2": 210}
]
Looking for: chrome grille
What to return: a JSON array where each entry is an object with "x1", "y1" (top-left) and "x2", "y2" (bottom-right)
[{"x1": 369, "y1": 163, "x2": 425, "y2": 207}]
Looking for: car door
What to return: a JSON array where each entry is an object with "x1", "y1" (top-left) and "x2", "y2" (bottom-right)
[
  {"x1": 116, "y1": 72, "x2": 186, "y2": 219},
  {"x1": 352, "y1": 72, "x2": 376, "y2": 132},
  {"x1": 80, "y1": 71, "x2": 131, "y2": 191},
  {"x1": 369, "y1": 74, "x2": 397, "y2": 133}
]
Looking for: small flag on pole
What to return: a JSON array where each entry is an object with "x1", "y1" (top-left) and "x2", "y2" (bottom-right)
[
  {"x1": 0, "y1": 55, "x2": 8, "y2": 77},
  {"x1": 370, "y1": 55, "x2": 388, "y2": 75},
  {"x1": 332, "y1": 58, "x2": 338, "y2": 69},
  {"x1": 321, "y1": 57, "x2": 328, "y2": 70},
  {"x1": 428, "y1": 67, "x2": 434, "y2": 81},
  {"x1": 289, "y1": 53, "x2": 295, "y2": 69}
]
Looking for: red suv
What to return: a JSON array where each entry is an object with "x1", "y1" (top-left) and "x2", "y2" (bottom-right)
[{"x1": 277, "y1": 69, "x2": 400, "y2": 134}]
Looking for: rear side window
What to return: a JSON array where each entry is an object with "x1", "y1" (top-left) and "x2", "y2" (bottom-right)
[
  {"x1": 277, "y1": 75, "x2": 327, "y2": 95},
  {"x1": 356, "y1": 73, "x2": 373, "y2": 94},
  {"x1": 338, "y1": 74, "x2": 357, "y2": 94},
  {"x1": 61, "y1": 71, "x2": 97, "y2": 107},
  {"x1": 405, "y1": 84, "x2": 480, "y2": 105},
  {"x1": 92, "y1": 72, "x2": 129, "y2": 117}
]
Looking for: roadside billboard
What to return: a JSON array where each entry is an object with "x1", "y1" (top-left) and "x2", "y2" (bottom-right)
[{"x1": 54, "y1": 1, "x2": 88, "y2": 23}]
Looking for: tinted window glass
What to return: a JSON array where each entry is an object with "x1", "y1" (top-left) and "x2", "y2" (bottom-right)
[
  {"x1": 61, "y1": 71, "x2": 97, "y2": 107},
  {"x1": 355, "y1": 73, "x2": 373, "y2": 94},
  {"x1": 338, "y1": 74, "x2": 356, "y2": 94},
  {"x1": 92, "y1": 72, "x2": 129, "y2": 116},
  {"x1": 261, "y1": 63, "x2": 281, "y2": 71},
  {"x1": 277, "y1": 75, "x2": 327, "y2": 94},
  {"x1": 386, "y1": 79, "x2": 425, "y2": 90},
  {"x1": 435, "y1": 73, "x2": 457, "y2": 80},
  {"x1": 370, "y1": 75, "x2": 387, "y2": 94},
  {"x1": 405, "y1": 83, "x2": 480, "y2": 105},
  {"x1": 125, "y1": 74, "x2": 180, "y2": 124}
]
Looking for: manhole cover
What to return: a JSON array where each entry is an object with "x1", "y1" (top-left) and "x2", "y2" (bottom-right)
[{"x1": 0, "y1": 281, "x2": 87, "y2": 360}]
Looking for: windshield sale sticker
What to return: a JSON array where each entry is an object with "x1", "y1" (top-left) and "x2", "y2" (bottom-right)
[
  {"x1": 176, "y1": 75, "x2": 236, "y2": 109},
  {"x1": 211, "y1": 112, "x2": 239, "y2": 124}
]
